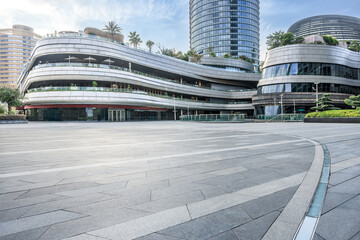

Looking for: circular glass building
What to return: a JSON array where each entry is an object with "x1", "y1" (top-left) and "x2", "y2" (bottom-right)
[
  {"x1": 288, "y1": 15, "x2": 360, "y2": 42},
  {"x1": 189, "y1": 0, "x2": 260, "y2": 66}
]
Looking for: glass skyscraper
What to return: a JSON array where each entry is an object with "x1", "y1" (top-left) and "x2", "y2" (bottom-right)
[{"x1": 189, "y1": 0, "x2": 260, "y2": 66}]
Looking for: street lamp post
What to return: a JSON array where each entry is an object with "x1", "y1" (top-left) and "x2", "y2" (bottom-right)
[
  {"x1": 293, "y1": 100, "x2": 296, "y2": 114},
  {"x1": 314, "y1": 82, "x2": 320, "y2": 112},
  {"x1": 280, "y1": 94, "x2": 284, "y2": 121},
  {"x1": 273, "y1": 96, "x2": 276, "y2": 115},
  {"x1": 173, "y1": 97, "x2": 176, "y2": 121}
]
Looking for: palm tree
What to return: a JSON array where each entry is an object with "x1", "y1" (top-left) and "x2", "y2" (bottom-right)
[
  {"x1": 103, "y1": 21, "x2": 122, "y2": 40},
  {"x1": 146, "y1": 40, "x2": 154, "y2": 52},
  {"x1": 128, "y1": 31, "x2": 142, "y2": 48}
]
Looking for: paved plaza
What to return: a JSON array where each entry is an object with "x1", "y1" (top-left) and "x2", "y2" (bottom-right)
[{"x1": 0, "y1": 122, "x2": 359, "y2": 240}]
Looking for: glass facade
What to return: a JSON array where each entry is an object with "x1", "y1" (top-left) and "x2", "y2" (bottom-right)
[
  {"x1": 189, "y1": 0, "x2": 260, "y2": 66},
  {"x1": 288, "y1": 15, "x2": 360, "y2": 43},
  {"x1": 262, "y1": 63, "x2": 360, "y2": 80},
  {"x1": 27, "y1": 108, "x2": 169, "y2": 121},
  {"x1": 257, "y1": 83, "x2": 360, "y2": 95}
]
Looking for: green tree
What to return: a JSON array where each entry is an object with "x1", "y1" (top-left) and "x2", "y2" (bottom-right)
[
  {"x1": 103, "y1": 21, "x2": 122, "y2": 40},
  {"x1": 92, "y1": 81, "x2": 98, "y2": 88},
  {"x1": 128, "y1": 31, "x2": 142, "y2": 48},
  {"x1": 0, "y1": 87, "x2": 23, "y2": 114},
  {"x1": 311, "y1": 93, "x2": 339, "y2": 112},
  {"x1": 294, "y1": 37, "x2": 305, "y2": 44},
  {"x1": 321, "y1": 35, "x2": 339, "y2": 46},
  {"x1": 146, "y1": 40, "x2": 155, "y2": 52},
  {"x1": 205, "y1": 47, "x2": 216, "y2": 57},
  {"x1": 344, "y1": 95, "x2": 360, "y2": 110},
  {"x1": 266, "y1": 30, "x2": 284, "y2": 49},
  {"x1": 186, "y1": 49, "x2": 203, "y2": 63},
  {"x1": 280, "y1": 32, "x2": 295, "y2": 46},
  {"x1": 348, "y1": 40, "x2": 360, "y2": 52}
]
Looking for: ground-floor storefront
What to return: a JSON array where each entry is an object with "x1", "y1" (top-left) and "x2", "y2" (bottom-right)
[{"x1": 25, "y1": 105, "x2": 169, "y2": 121}]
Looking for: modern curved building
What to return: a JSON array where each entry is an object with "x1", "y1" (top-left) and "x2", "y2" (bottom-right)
[
  {"x1": 189, "y1": 0, "x2": 260, "y2": 66},
  {"x1": 288, "y1": 15, "x2": 360, "y2": 43},
  {"x1": 18, "y1": 33, "x2": 260, "y2": 121},
  {"x1": 252, "y1": 44, "x2": 360, "y2": 115},
  {"x1": 0, "y1": 25, "x2": 40, "y2": 88}
]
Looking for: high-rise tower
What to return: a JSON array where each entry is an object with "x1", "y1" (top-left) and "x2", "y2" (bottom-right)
[
  {"x1": 189, "y1": 0, "x2": 260, "y2": 67},
  {"x1": 0, "y1": 25, "x2": 40, "y2": 89}
]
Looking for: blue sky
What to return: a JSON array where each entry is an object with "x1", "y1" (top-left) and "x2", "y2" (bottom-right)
[{"x1": 1, "y1": 0, "x2": 359, "y2": 61}]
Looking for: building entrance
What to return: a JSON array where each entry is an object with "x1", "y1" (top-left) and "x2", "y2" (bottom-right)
[{"x1": 108, "y1": 109, "x2": 125, "y2": 122}]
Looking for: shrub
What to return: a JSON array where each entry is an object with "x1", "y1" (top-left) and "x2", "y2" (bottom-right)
[
  {"x1": 321, "y1": 35, "x2": 339, "y2": 46},
  {"x1": 344, "y1": 95, "x2": 360, "y2": 110},
  {"x1": 306, "y1": 110, "x2": 360, "y2": 118},
  {"x1": 0, "y1": 115, "x2": 27, "y2": 121}
]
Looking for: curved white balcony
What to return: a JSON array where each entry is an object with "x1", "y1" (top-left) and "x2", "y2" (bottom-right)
[
  {"x1": 24, "y1": 91, "x2": 254, "y2": 111},
  {"x1": 22, "y1": 65, "x2": 256, "y2": 99}
]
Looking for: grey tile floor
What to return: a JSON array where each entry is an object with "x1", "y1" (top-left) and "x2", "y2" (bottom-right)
[{"x1": 0, "y1": 122, "x2": 359, "y2": 240}]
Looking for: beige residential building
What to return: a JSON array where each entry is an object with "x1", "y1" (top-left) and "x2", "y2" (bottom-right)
[{"x1": 0, "y1": 25, "x2": 40, "y2": 89}]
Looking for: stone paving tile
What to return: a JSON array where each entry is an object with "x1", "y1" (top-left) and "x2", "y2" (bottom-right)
[
  {"x1": 0, "y1": 193, "x2": 68, "y2": 211},
  {"x1": 62, "y1": 234, "x2": 109, "y2": 240},
  {"x1": 102, "y1": 180, "x2": 170, "y2": 197},
  {"x1": 150, "y1": 182, "x2": 212, "y2": 201},
  {"x1": 16, "y1": 181, "x2": 100, "y2": 199},
  {"x1": 136, "y1": 232, "x2": 186, "y2": 240},
  {"x1": 0, "y1": 205, "x2": 34, "y2": 222},
  {"x1": 22, "y1": 192, "x2": 118, "y2": 217},
  {"x1": 321, "y1": 192, "x2": 356, "y2": 213},
  {"x1": 340, "y1": 195, "x2": 360, "y2": 210},
  {"x1": 327, "y1": 176, "x2": 360, "y2": 195},
  {"x1": 0, "y1": 226, "x2": 49, "y2": 240},
  {"x1": 129, "y1": 191, "x2": 205, "y2": 213},
  {"x1": 0, "y1": 180, "x2": 61, "y2": 194},
  {"x1": 313, "y1": 233, "x2": 326, "y2": 240},
  {"x1": 38, "y1": 207, "x2": 151, "y2": 240},
  {"x1": 329, "y1": 172, "x2": 360, "y2": 186},
  {"x1": 316, "y1": 205, "x2": 360, "y2": 240},
  {"x1": 233, "y1": 211, "x2": 280, "y2": 240},
  {"x1": 67, "y1": 191, "x2": 151, "y2": 215},
  {"x1": 350, "y1": 232, "x2": 360, "y2": 240},
  {"x1": 239, "y1": 186, "x2": 297, "y2": 219},
  {"x1": 0, "y1": 210, "x2": 86, "y2": 237},
  {"x1": 0, "y1": 191, "x2": 27, "y2": 202},
  {"x1": 157, "y1": 204, "x2": 252, "y2": 240},
  {"x1": 55, "y1": 180, "x2": 128, "y2": 197},
  {"x1": 207, "y1": 230, "x2": 239, "y2": 240}
]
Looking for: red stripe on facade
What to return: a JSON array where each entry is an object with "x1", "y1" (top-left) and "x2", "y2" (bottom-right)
[{"x1": 24, "y1": 104, "x2": 168, "y2": 111}]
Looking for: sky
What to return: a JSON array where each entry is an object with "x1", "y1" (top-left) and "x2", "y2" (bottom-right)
[{"x1": 1, "y1": 0, "x2": 359, "y2": 61}]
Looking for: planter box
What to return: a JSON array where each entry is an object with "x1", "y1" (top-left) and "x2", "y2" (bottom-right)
[{"x1": 304, "y1": 117, "x2": 360, "y2": 123}]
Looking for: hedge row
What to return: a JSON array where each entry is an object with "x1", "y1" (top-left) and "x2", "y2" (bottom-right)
[
  {"x1": 306, "y1": 110, "x2": 360, "y2": 118},
  {"x1": 0, "y1": 115, "x2": 27, "y2": 120}
]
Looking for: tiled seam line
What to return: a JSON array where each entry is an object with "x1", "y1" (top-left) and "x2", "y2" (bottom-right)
[{"x1": 262, "y1": 139, "x2": 324, "y2": 240}]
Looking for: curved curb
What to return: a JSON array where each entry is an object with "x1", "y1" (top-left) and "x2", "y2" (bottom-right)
[{"x1": 262, "y1": 139, "x2": 324, "y2": 240}]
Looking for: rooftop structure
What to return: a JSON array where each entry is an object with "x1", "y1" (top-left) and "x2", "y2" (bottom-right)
[{"x1": 288, "y1": 15, "x2": 360, "y2": 43}]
